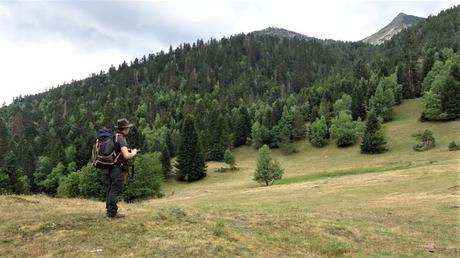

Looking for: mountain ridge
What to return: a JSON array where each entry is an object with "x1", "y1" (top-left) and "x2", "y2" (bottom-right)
[{"x1": 362, "y1": 12, "x2": 425, "y2": 45}]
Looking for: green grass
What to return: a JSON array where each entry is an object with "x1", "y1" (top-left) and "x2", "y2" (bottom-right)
[
  {"x1": 1, "y1": 98, "x2": 459, "y2": 257},
  {"x1": 274, "y1": 160, "x2": 432, "y2": 185}
]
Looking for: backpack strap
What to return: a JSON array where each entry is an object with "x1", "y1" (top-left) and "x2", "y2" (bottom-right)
[{"x1": 113, "y1": 133, "x2": 123, "y2": 163}]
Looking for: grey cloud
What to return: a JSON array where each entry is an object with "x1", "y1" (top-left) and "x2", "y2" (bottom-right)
[{"x1": 0, "y1": 1, "x2": 222, "y2": 55}]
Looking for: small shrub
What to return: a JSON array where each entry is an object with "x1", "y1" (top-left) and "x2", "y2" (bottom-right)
[
  {"x1": 448, "y1": 141, "x2": 460, "y2": 151},
  {"x1": 57, "y1": 172, "x2": 80, "y2": 198},
  {"x1": 223, "y1": 149, "x2": 237, "y2": 169},
  {"x1": 413, "y1": 129, "x2": 436, "y2": 151},
  {"x1": 79, "y1": 163, "x2": 107, "y2": 200}
]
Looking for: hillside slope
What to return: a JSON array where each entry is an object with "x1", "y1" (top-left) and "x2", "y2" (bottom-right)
[
  {"x1": 1, "y1": 98, "x2": 459, "y2": 257},
  {"x1": 362, "y1": 12, "x2": 424, "y2": 45}
]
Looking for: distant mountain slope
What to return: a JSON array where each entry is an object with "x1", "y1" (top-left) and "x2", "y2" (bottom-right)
[
  {"x1": 362, "y1": 13, "x2": 425, "y2": 45},
  {"x1": 250, "y1": 27, "x2": 315, "y2": 41}
]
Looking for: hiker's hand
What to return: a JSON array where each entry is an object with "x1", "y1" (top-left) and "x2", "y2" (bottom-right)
[{"x1": 131, "y1": 149, "x2": 139, "y2": 156}]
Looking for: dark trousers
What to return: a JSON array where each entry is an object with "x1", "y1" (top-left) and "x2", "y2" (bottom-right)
[{"x1": 106, "y1": 165, "x2": 125, "y2": 217}]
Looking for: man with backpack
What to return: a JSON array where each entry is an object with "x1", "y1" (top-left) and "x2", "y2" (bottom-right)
[{"x1": 105, "y1": 118, "x2": 139, "y2": 219}]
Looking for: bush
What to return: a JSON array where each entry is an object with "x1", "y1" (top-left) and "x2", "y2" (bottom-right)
[
  {"x1": 79, "y1": 163, "x2": 107, "y2": 200},
  {"x1": 309, "y1": 116, "x2": 328, "y2": 147},
  {"x1": 17, "y1": 175, "x2": 31, "y2": 194},
  {"x1": 329, "y1": 111, "x2": 358, "y2": 147},
  {"x1": 42, "y1": 162, "x2": 66, "y2": 196},
  {"x1": 0, "y1": 169, "x2": 10, "y2": 194},
  {"x1": 223, "y1": 149, "x2": 237, "y2": 170},
  {"x1": 122, "y1": 152, "x2": 164, "y2": 202},
  {"x1": 448, "y1": 141, "x2": 460, "y2": 151},
  {"x1": 254, "y1": 145, "x2": 284, "y2": 186},
  {"x1": 413, "y1": 129, "x2": 436, "y2": 151},
  {"x1": 57, "y1": 172, "x2": 81, "y2": 198},
  {"x1": 251, "y1": 121, "x2": 271, "y2": 149}
]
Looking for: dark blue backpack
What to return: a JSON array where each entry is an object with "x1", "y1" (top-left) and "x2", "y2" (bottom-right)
[{"x1": 92, "y1": 128, "x2": 121, "y2": 169}]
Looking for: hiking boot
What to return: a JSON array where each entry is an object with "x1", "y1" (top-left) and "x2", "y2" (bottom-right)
[{"x1": 107, "y1": 213, "x2": 125, "y2": 219}]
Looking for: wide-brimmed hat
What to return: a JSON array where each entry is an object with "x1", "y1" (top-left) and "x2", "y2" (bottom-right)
[{"x1": 116, "y1": 118, "x2": 134, "y2": 129}]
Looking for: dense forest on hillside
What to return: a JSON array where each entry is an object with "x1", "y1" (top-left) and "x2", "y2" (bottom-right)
[{"x1": 0, "y1": 6, "x2": 458, "y2": 198}]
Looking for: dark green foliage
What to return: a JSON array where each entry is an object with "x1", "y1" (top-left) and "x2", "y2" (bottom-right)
[
  {"x1": 143, "y1": 126, "x2": 172, "y2": 178},
  {"x1": 42, "y1": 162, "x2": 65, "y2": 196},
  {"x1": 17, "y1": 175, "x2": 31, "y2": 194},
  {"x1": 233, "y1": 106, "x2": 252, "y2": 147},
  {"x1": 279, "y1": 124, "x2": 294, "y2": 154},
  {"x1": 421, "y1": 49, "x2": 460, "y2": 120},
  {"x1": 57, "y1": 172, "x2": 81, "y2": 198},
  {"x1": 206, "y1": 111, "x2": 230, "y2": 161},
  {"x1": 309, "y1": 116, "x2": 328, "y2": 147},
  {"x1": 0, "y1": 151, "x2": 18, "y2": 193},
  {"x1": 413, "y1": 129, "x2": 436, "y2": 151},
  {"x1": 33, "y1": 156, "x2": 53, "y2": 193},
  {"x1": 351, "y1": 78, "x2": 368, "y2": 120},
  {"x1": 330, "y1": 111, "x2": 358, "y2": 147},
  {"x1": 79, "y1": 163, "x2": 107, "y2": 200},
  {"x1": 175, "y1": 115, "x2": 207, "y2": 182},
  {"x1": 122, "y1": 152, "x2": 164, "y2": 202},
  {"x1": 448, "y1": 141, "x2": 460, "y2": 151},
  {"x1": 0, "y1": 170, "x2": 10, "y2": 194},
  {"x1": 361, "y1": 109, "x2": 387, "y2": 154},
  {"x1": 64, "y1": 145, "x2": 77, "y2": 164},
  {"x1": 251, "y1": 121, "x2": 271, "y2": 149},
  {"x1": 291, "y1": 108, "x2": 306, "y2": 140},
  {"x1": 333, "y1": 94, "x2": 352, "y2": 115},
  {"x1": 368, "y1": 82, "x2": 395, "y2": 122},
  {"x1": 254, "y1": 145, "x2": 284, "y2": 186},
  {"x1": 223, "y1": 149, "x2": 237, "y2": 170}
]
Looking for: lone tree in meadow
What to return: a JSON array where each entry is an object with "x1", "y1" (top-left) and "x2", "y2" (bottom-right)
[
  {"x1": 413, "y1": 129, "x2": 436, "y2": 151},
  {"x1": 223, "y1": 149, "x2": 237, "y2": 170},
  {"x1": 254, "y1": 145, "x2": 284, "y2": 186},
  {"x1": 175, "y1": 115, "x2": 207, "y2": 182},
  {"x1": 361, "y1": 109, "x2": 387, "y2": 154}
]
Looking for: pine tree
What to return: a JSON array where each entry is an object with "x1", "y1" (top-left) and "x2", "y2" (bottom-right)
[
  {"x1": 351, "y1": 78, "x2": 368, "y2": 120},
  {"x1": 361, "y1": 109, "x2": 387, "y2": 154},
  {"x1": 253, "y1": 145, "x2": 283, "y2": 186},
  {"x1": 330, "y1": 111, "x2": 358, "y2": 147},
  {"x1": 122, "y1": 152, "x2": 164, "y2": 202},
  {"x1": 421, "y1": 50, "x2": 460, "y2": 120},
  {"x1": 206, "y1": 112, "x2": 230, "y2": 161},
  {"x1": 33, "y1": 156, "x2": 54, "y2": 193},
  {"x1": 291, "y1": 107, "x2": 306, "y2": 140},
  {"x1": 251, "y1": 121, "x2": 270, "y2": 149},
  {"x1": 233, "y1": 106, "x2": 252, "y2": 147},
  {"x1": 175, "y1": 115, "x2": 207, "y2": 182},
  {"x1": 308, "y1": 116, "x2": 328, "y2": 147},
  {"x1": 279, "y1": 124, "x2": 294, "y2": 154},
  {"x1": 368, "y1": 82, "x2": 395, "y2": 122},
  {"x1": 333, "y1": 94, "x2": 352, "y2": 115}
]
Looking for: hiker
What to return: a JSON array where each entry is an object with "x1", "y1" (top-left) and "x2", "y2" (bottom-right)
[{"x1": 106, "y1": 118, "x2": 139, "y2": 218}]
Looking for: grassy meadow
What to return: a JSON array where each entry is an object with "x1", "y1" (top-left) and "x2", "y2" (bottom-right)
[{"x1": 1, "y1": 98, "x2": 459, "y2": 257}]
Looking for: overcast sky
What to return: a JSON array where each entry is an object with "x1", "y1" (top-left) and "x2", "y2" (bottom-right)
[{"x1": 0, "y1": 0, "x2": 458, "y2": 105}]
